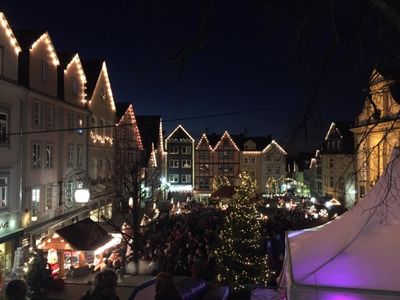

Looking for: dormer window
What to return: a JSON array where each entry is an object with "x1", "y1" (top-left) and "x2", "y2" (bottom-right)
[
  {"x1": 72, "y1": 77, "x2": 78, "y2": 95},
  {"x1": 41, "y1": 60, "x2": 48, "y2": 81}
]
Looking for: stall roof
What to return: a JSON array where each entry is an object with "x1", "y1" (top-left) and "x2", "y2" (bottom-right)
[{"x1": 56, "y1": 218, "x2": 111, "y2": 251}]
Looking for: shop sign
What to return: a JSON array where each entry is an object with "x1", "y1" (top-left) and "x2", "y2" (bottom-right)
[{"x1": 0, "y1": 213, "x2": 18, "y2": 237}]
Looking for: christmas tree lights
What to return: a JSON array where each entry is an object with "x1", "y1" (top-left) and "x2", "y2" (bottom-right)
[{"x1": 216, "y1": 170, "x2": 273, "y2": 291}]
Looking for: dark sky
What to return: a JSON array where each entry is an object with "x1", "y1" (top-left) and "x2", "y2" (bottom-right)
[{"x1": 1, "y1": 0, "x2": 400, "y2": 154}]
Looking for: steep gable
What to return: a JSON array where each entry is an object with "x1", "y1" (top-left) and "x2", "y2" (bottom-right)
[
  {"x1": 262, "y1": 140, "x2": 287, "y2": 155},
  {"x1": 166, "y1": 125, "x2": 194, "y2": 143},
  {"x1": 117, "y1": 103, "x2": 143, "y2": 151},
  {"x1": 196, "y1": 133, "x2": 213, "y2": 151},
  {"x1": 0, "y1": 12, "x2": 21, "y2": 80},
  {"x1": 213, "y1": 131, "x2": 239, "y2": 151}
]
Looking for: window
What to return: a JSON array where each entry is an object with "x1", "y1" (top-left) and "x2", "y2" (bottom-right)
[
  {"x1": 182, "y1": 160, "x2": 191, "y2": 168},
  {"x1": 67, "y1": 144, "x2": 74, "y2": 167},
  {"x1": 199, "y1": 177, "x2": 209, "y2": 188},
  {"x1": 77, "y1": 144, "x2": 83, "y2": 167},
  {"x1": 169, "y1": 159, "x2": 179, "y2": 168},
  {"x1": 33, "y1": 101, "x2": 41, "y2": 127},
  {"x1": 41, "y1": 60, "x2": 48, "y2": 81},
  {"x1": 250, "y1": 170, "x2": 256, "y2": 178},
  {"x1": 67, "y1": 112, "x2": 74, "y2": 132},
  {"x1": 168, "y1": 174, "x2": 179, "y2": 183},
  {"x1": 0, "y1": 176, "x2": 8, "y2": 206},
  {"x1": 244, "y1": 157, "x2": 248, "y2": 164},
  {"x1": 329, "y1": 158, "x2": 334, "y2": 168},
  {"x1": 32, "y1": 187, "x2": 40, "y2": 211},
  {"x1": 72, "y1": 77, "x2": 78, "y2": 95},
  {"x1": 32, "y1": 142, "x2": 41, "y2": 168},
  {"x1": 181, "y1": 146, "x2": 191, "y2": 154},
  {"x1": 100, "y1": 119, "x2": 105, "y2": 136},
  {"x1": 91, "y1": 116, "x2": 97, "y2": 134},
  {"x1": 169, "y1": 146, "x2": 179, "y2": 154},
  {"x1": 45, "y1": 143, "x2": 53, "y2": 168},
  {"x1": 219, "y1": 151, "x2": 232, "y2": 159},
  {"x1": 266, "y1": 164, "x2": 272, "y2": 174},
  {"x1": 46, "y1": 185, "x2": 53, "y2": 210},
  {"x1": 77, "y1": 117, "x2": 83, "y2": 135},
  {"x1": 181, "y1": 174, "x2": 192, "y2": 183},
  {"x1": 46, "y1": 105, "x2": 54, "y2": 129},
  {"x1": 275, "y1": 166, "x2": 281, "y2": 174},
  {"x1": 250, "y1": 157, "x2": 256, "y2": 164},
  {"x1": 330, "y1": 177, "x2": 334, "y2": 188},
  {"x1": 0, "y1": 111, "x2": 8, "y2": 144},
  {"x1": 199, "y1": 151, "x2": 209, "y2": 159}
]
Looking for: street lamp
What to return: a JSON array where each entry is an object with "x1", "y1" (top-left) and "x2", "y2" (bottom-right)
[{"x1": 64, "y1": 169, "x2": 91, "y2": 208}]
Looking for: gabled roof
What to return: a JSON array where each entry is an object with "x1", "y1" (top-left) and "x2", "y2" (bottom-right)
[
  {"x1": 0, "y1": 12, "x2": 21, "y2": 54},
  {"x1": 322, "y1": 121, "x2": 354, "y2": 154},
  {"x1": 262, "y1": 140, "x2": 287, "y2": 155},
  {"x1": 116, "y1": 102, "x2": 131, "y2": 121},
  {"x1": 57, "y1": 51, "x2": 76, "y2": 68},
  {"x1": 231, "y1": 135, "x2": 272, "y2": 151},
  {"x1": 205, "y1": 133, "x2": 222, "y2": 149},
  {"x1": 196, "y1": 134, "x2": 213, "y2": 150},
  {"x1": 214, "y1": 131, "x2": 240, "y2": 151},
  {"x1": 166, "y1": 125, "x2": 194, "y2": 142},
  {"x1": 136, "y1": 115, "x2": 162, "y2": 163},
  {"x1": 81, "y1": 58, "x2": 104, "y2": 100},
  {"x1": 116, "y1": 103, "x2": 143, "y2": 151},
  {"x1": 15, "y1": 30, "x2": 59, "y2": 65}
]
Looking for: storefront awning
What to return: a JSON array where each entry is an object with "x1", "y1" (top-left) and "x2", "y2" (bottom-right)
[{"x1": 56, "y1": 218, "x2": 112, "y2": 251}]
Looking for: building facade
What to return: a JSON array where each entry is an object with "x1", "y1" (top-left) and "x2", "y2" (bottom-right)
[
  {"x1": 321, "y1": 122, "x2": 356, "y2": 207},
  {"x1": 165, "y1": 125, "x2": 194, "y2": 200},
  {"x1": 352, "y1": 66, "x2": 400, "y2": 199}
]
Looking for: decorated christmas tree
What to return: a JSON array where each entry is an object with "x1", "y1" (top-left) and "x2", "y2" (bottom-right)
[
  {"x1": 25, "y1": 251, "x2": 52, "y2": 299},
  {"x1": 216, "y1": 170, "x2": 273, "y2": 291}
]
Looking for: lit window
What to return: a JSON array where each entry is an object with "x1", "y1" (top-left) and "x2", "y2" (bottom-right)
[
  {"x1": 32, "y1": 187, "x2": 40, "y2": 211},
  {"x1": 0, "y1": 176, "x2": 8, "y2": 207},
  {"x1": 32, "y1": 142, "x2": 41, "y2": 168},
  {"x1": 182, "y1": 160, "x2": 191, "y2": 168},
  {"x1": 45, "y1": 143, "x2": 53, "y2": 168}
]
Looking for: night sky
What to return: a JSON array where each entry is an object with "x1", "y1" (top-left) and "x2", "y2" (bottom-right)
[{"x1": 1, "y1": 0, "x2": 400, "y2": 154}]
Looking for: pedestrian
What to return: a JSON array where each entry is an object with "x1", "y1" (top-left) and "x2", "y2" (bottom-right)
[
  {"x1": 80, "y1": 268, "x2": 120, "y2": 300},
  {"x1": 154, "y1": 272, "x2": 182, "y2": 300},
  {"x1": 5, "y1": 279, "x2": 29, "y2": 300}
]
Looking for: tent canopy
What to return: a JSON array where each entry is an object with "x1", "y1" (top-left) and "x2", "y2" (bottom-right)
[{"x1": 280, "y1": 147, "x2": 400, "y2": 299}]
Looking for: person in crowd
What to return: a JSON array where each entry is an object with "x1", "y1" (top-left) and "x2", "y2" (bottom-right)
[
  {"x1": 80, "y1": 268, "x2": 120, "y2": 300},
  {"x1": 5, "y1": 279, "x2": 29, "y2": 300},
  {"x1": 154, "y1": 272, "x2": 182, "y2": 300}
]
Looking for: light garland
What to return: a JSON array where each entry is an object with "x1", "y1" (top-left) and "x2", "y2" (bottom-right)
[
  {"x1": 196, "y1": 133, "x2": 213, "y2": 150},
  {"x1": 30, "y1": 32, "x2": 59, "y2": 66},
  {"x1": 0, "y1": 12, "x2": 21, "y2": 54},
  {"x1": 100, "y1": 61, "x2": 116, "y2": 111},
  {"x1": 64, "y1": 53, "x2": 87, "y2": 104},
  {"x1": 90, "y1": 131, "x2": 113, "y2": 145},
  {"x1": 262, "y1": 139, "x2": 287, "y2": 155},
  {"x1": 213, "y1": 131, "x2": 240, "y2": 151},
  {"x1": 118, "y1": 104, "x2": 143, "y2": 150},
  {"x1": 165, "y1": 124, "x2": 195, "y2": 142}
]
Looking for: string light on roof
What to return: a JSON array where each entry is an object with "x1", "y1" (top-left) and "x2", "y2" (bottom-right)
[
  {"x1": 0, "y1": 12, "x2": 21, "y2": 54},
  {"x1": 165, "y1": 124, "x2": 195, "y2": 142},
  {"x1": 101, "y1": 61, "x2": 116, "y2": 111},
  {"x1": 213, "y1": 131, "x2": 240, "y2": 151},
  {"x1": 196, "y1": 133, "x2": 213, "y2": 150},
  {"x1": 262, "y1": 139, "x2": 287, "y2": 155},
  {"x1": 30, "y1": 32, "x2": 60, "y2": 66},
  {"x1": 64, "y1": 53, "x2": 87, "y2": 104}
]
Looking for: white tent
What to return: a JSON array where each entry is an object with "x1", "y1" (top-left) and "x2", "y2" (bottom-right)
[{"x1": 279, "y1": 148, "x2": 400, "y2": 300}]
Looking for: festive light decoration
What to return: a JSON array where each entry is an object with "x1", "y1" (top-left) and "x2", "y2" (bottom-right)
[
  {"x1": 196, "y1": 133, "x2": 213, "y2": 151},
  {"x1": 165, "y1": 124, "x2": 195, "y2": 142},
  {"x1": 213, "y1": 131, "x2": 240, "y2": 151},
  {"x1": 262, "y1": 139, "x2": 287, "y2": 155},
  {"x1": 118, "y1": 104, "x2": 144, "y2": 150},
  {"x1": 90, "y1": 131, "x2": 113, "y2": 144},
  {"x1": 91, "y1": 61, "x2": 116, "y2": 111},
  {"x1": 30, "y1": 32, "x2": 59, "y2": 66},
  {"x1": 0, "y1": 12, "x2": 21, "y2": 54},
  {"x1": 64, "y1": 53, "x2": 87, "y2": 104},
  {"x1": 324, "y1": 122, "x2": 344, "y2": 140},
  {"x1": 216, "y1": 170, "x2": 273, "y2": 291}
]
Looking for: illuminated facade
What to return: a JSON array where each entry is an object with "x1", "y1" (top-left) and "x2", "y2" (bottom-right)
[
  {"x1": 165, "y1": 125, "x2": 195, "y2": 198},
  {"x1": 352, "y1": 67, "x2": 400, "y2": 199},
  {"x1": 321, "y1": 122, "x2": 356, "y2": 207}
]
